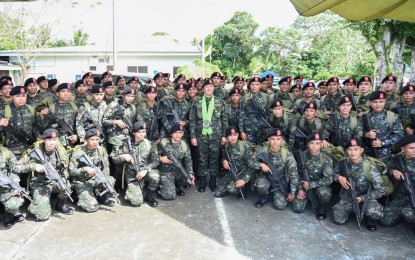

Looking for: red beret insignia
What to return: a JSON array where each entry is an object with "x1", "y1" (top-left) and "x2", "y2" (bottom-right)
[
  {"x1": 230, "y1": 128, "x2": 236, "y2": 134},
  {"x1": 315, "y1": 134, "x2": 320, "y2": 140},
  {"x1": 379, "y1": 93, "x2": 384, "y2": 99},
  {"x1": 351, "y1": 139, "x2": 357, "y2": 146}
]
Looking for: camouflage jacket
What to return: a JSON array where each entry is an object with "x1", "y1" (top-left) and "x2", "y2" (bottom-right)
[
  {"x1": 157, "y1": 138, "x2": 193, "y2": 174},
  {"x1": 69, "y1": 144, "x2": 110, "y2": 182},
  {"x1": 321, "y1": 112, "x2": 359, "y2": 147},
  {"x1": 391, "y1": 102, "x2": 415, "y2": 129},
  {"x1": 161, "y1": 98, "x2": 190, "y2": 135},
  {"x1": 292, "y1": 98, "x2": 321, "y2": 115},
  {"x1": 297, "y1": 150, "x2": 333, "y2": 190},
  {"x1": 222, "y1": 140, "x2": 256, "y2": 183},
  {"x1": 269, "y1": 112, "x2": 298, "y2": 147},
  {"x1": 75, "y1": 101, "x2": 108, "y2": 142},
  {"x1": 321, "y1": 92, "x2": 343, "y2": 112},
  {"x1": 0, "y1": 146, "x2": 18, "y2": 193},
  {"x1": 389, "y1": 154, "x2": 415, "y2": 204},
  {"x1": 238, "y1": 92, "x2": 272, "y2": 132}
]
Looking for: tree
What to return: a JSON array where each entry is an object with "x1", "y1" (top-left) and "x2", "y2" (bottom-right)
[
  {"x1": 73, "y1": 28, "x2": 89, "y2": 46},
  {"x1": 176, "y1": 60, "x2": 221, "y2": 79}
]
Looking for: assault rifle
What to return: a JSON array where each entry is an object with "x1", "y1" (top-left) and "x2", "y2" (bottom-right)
[
  {"x1": 163, "y1": 98, "x2": 181, "y2": 124},
  {"x1": 0, "y1": 170, "x2": 33, "y2": 202},
  {"x1": 157, "y1": 142, "x2": 194, "y2": 185},
  {"x1": 114, "y1": 104, "x2": 133, "y2": 130},
  {"x1": 294, "y1": 128, "x2": 308, "y2": 151},
  {"x1": 257, "y1": 152, "x2": 287, "y2": 195},
  {"x1": 395, "y1": 154, "x2": 415, "y2": 208},
  {"x1": 28, "y1": 148, "x2": 73, "y2": 202},
  {"x1": 36, "y1": 104, "x2": 75, "y2": 136},
  {"x1": 124, "y1": 136, "x2": 144, "y2": 189},
  {"x1": 250, "y1": 97, "x2": 272, "y2": 128},
  {"x1": 148, "y1": 101, "x2": 161, "y2": 141},
  {"x1": 223, "y1": 146, "x2": 245, "y2": 201},
  {"x1": 294, "y1": 150, "x2": 318, "y2": 218},
  {"x1": 7, "y1": 122, "x2": 35, "y2": 144},
  {"x1": 331, "y1": 113, "x2": 342, "y2": 147},
  {"x1": 363, "y1": 114, "x2": 378, "y2": 158},
  {"x1": 80, "y1": 109, "x2": 105, "y2": 139},
  {"x1": 79, "y1": 153, "x2": 120, "y2": 203}
]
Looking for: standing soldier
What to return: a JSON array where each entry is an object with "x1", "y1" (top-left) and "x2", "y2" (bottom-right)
[
  {"x1": 163, "y1": 73, "x2": 171, "y2": 91},
  {"x1": 239, "y1": 77, "x2": 272, "y2": 146},
  {"x1": 185, "y1": 82, "x2": 200, "y2": 104},
  {"x1": 226, "y1": 88, "x2": 242, "y2": 128},
  {"x1": 0, "y1": 86, "x2": 38, "y2": 157},
  {"x1": 69, "y1": 129, "x2": 116, "y2": 212},
  {"x1": 189, "y1": 79, "x2": 228, "y2": 192},
  {"x1": 320, "y1": 77, "x2": 343, "y2": 114},
  {"x1": 275, "y1": 76, "x2": 294, "y2": 109},
  {"x1": 195, "y1": 77, "x2": 204, "y2": 94},
  {"x1": 0, "y1": 80, "x2": 13, "y2": 106},
  {"x1": 316, "y1": 80, "x2": 328, "y2": 100},
  {"x1": 82, "y1": 72, "x2": 94, "y2": 90},
  {"x1": 293, "y1": 133, "x2": 333, "y2": 218},
  {"x1": 254, "y1": 129, "x2": 299, "y2": 209},
  {"x1": 37, "y1": 76, "x2": 55, "y2": 101},
  {"x1": 154, "y1": 72, "x2": 171, "y2": 100},
  {"x1": 292, "y1": 82, "x2": 320, "y2": 116},
  {"x1": 114, "y1": 75, "x2": 126, "y2": 97},
  {"x1": 214, "y1": 126, "x2": 256, "y2": 199},
  {"x1": 290, "y1": 84, "x2": 302, "y2": 100},
  {"x1": 210, "y1": 72, "x2": 228, "y2": 100},
  {"x1": 139, "y1": 86, "x2": 161, "y2": 142},
  {"x1": 379, "y1": 135, "x2": 415, "y2": 232},
  {"x1": 391, "y1": 84, "x2": 415, "y2": 134},
  {"x1": 343, "y1": 78, "x2": 357, "y2": 96},
  {"x1": 332, "y1": 138, "x2": 385, "y2": 230},
  {"x1": 293, "y1": 75, "x2": 304, "y2": 85},
  {"x1": 71, "y1": 79, "x2": 92, "y2": 108},
  {"x1": 269, "y1": 99, "x2": 297, "y2": 148},
  {"x1": 101, "y1": 71, "x2": 112, "y2": 83},
  {"x1": 103, "y1": 81, "x2": 117, "y2": 105},
  {"x1": 25, "y1": 78, "x2": 44, "y2": 108},
  {"x1": 354, "y1": 76, "x2": 372, "y2": 115},
  {"x1": 382, "y1": 75, "x2": 400, "y2": 110},
  {"x1": 157, "y1": 124, "x2": 195, "y2": 200},
  {"x1": 17, "y1": 129, "x2": 74, "y2": 221},
  {"x1": 296, "y1": 101, "x2": 324, "y2": 150},
  {"x1": 110, "y1": 121, "x2": 160, "y2": 207},
  {"x1": 233, "y1": 76, "x2": 246, "y2": 97},
  {"x1": 0, "y1": 145, "x2": 25, "y2": 228},
  {"x1": 126, "y1": 76, "x2": 143, "y2": 105}
]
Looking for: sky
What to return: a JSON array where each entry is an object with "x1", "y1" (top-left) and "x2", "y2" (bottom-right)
[{"x1": 1, "y1": 0, "x2": 300, "y2": 45}]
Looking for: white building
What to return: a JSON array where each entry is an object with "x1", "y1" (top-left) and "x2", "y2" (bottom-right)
[{"x1": 0, "y1": 36, "x2": 201, "y2": 84}]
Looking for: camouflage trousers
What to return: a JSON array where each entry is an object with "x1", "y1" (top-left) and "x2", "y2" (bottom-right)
[
  {"x1": 292, "y1": 186, "x2": 332, "y2": 213},
  {"x1": 332, "y1": 193, "x2": 384, "y2": 224},
  {"x1": 214, "y1": 169, "x2": 254, "y2": 197},
  {"x1": 73, "y1": 176, "x2": 115, "y2": 213},
  {"x1": 159, "y1": 171, "x2": 188, "y2": 200},
  {"x1": 0, "y1": 192, "x2": 24, "y2": 215},
  {"x1": 29, "y1": 180, "x2": 72, "y2": 221},
  {"x1": 379, "y1": 197, "x2": 415, "y2": 227},
  {"x1": 124, "y1": 169, "x2": 160, "y2": 207},
  {"x1": 254, "y1": 175, "x2": 290, "y2": 210},
  {"x1": 245, "y1": 121, "x2": 266, "y2": 146},
  {"x1": 195, "y1": 135, "x2": 221, "y2": 177}
]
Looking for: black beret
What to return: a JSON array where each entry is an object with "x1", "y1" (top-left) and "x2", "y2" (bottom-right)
[
  {"x1": 174, "y1": 83, "x2": 186, "y2": 91},
  {"x1": 24, "y1": 78, "x2": 37, "y2": 87},
  {"x1": 115, "y1": 75, "x2": 125, "y2": 85},
  {"x1": 260, "y1": 77, "x2": 267, "y2": 83},
  {"x1": 143, "y1": 86, "x2": 156, "y2": 94},
  {"x1": 185, "y1": 83, "x2": 196, "y2": 91},
  {"x1": 132, "y1": 121, "x2": 146, "y2": 132},
  {"x1": 396, "y1": 135, "x2": 415, "y2": 149},
  {"x1": 127, "y1": 76, "x2": 139, "y2": 85},
  {"x1": 174, "y1": 74, "x2": 186, "y2": 83},
  {"x1": 210, "y1": 72, "x2": 221, "y2": 78},
  {"x1": 302, "y1": 81, "x2": 315, "y2": 90},
  {"x1": 75, "y1": 79, "x2": 86, "y2": 88},
  {"x1": 202, "y1": 79, "x2": 213, "y2": 87},
  {"x1": 278, "y1": 76, "x2": 292, "y2": 85},
  {"x1": 233, "y1": 76, "x2": 244, "y2": 83},
  {"x1": 0, "y1": 76, "x2": 12, "y2": 82},
  {"x1": 368, "y1": 90, "x2": 386, "y2": 101},
  {"x1": 163, "y1": 73, "x2": 171, "y2": 78},
  {"x1": 306, "y1": 133, "x2": 322, "y2": 143},
  {"x1": 303, "y1": 101, "x2": 318, "y2": 113},
  {"x1": 382, "y1": 75, "x2": 397, "y2": 84},
  {"x1": 82, "y1": 72, "x2": 94, "y2": 79},
  {"x1": 336, "y1": 95, "x2": 354, "y2": 107},
  {"x1": 265, "y1": 74, "x2": 274, "y2": 79},
  {"x1": 400, "y1": 85, "x2": 415, "y2": 95},
  {"x1": 187, "y1": 78, "x2": 196, "y2": 84},
  {"x1": 122, "y1": 86, "x2": 136, "y2": 95},
  {"x1": 42, "y1": 128, "x2": 58, "y2": 139},
  {"x1": 0, "y1": 80, "x2": 13, "y2": 89},
  {"x1": 169, "y1": 123, "x2": 185, "y2": 135},
  {"x1": 85, "y1": 128, "x2": 100, "y2": 139},
  {"x1": 225, "y1": 126, "x2": 239, "y2": 137},
  {"x1": 290, "y1": 84, "x2": 301, "y2": 92},
  {"x1": 228, "y1": 87, "x2": 241, "y2": 96},
  {"x1": 36, "y1": 76, "x2": 47, "y2": 84},
  {"x1": 265, "y1": 128, "x2": 284, "y2": 139},
  {"x1": 90, "y1": 84, "x2": 104, "y2": 94},
  {"x1": 245, "y1": 78, "x2": 251, "y2": 82},
  {"x1": 220, "y1": 75, "x2": 226, "y2": 81},
  {"x1": 153, "y1": 72, "x2": 164, "y2": 80},
  {"x1": 344, "y1": 138, "x2": 363, "y2": 149},
  {"x1": 102, "y1": 81, "x2": 114, "y2": 89},
  {"x1": 327, "y1": 77, "x2": 339, "y2": 85},
  {"x1": 195, "y1": 77, "x2": 204, "y2": 83},
  {"x1": 249, "y1": 77, "x2": 261, "y2": 85},
  {"x1": 270, "y1": 99, "x2": 283, "y2": 109},
  {"x1": 48, "y1": 79, "x2": 58, "y2": 88},
  {"x1": 358, "y1": 76, "x2": 372, "y2": 86},
  {"x1": 343, "y1": 78, "x2": 357, "y2": 86},
  {"x1": 9, "y1": 86, "x2": 26, "y2": 96},
  {"x1": 93, "y1": 77, "x2": 101, "y2": 84},
  {"x1": 317, "y1": 81, "x2": 327, "y2": 88},
  {"x1": 56, "y1": 83, "x2": 71, "y2": 92},
  {"x1": 101, "y1": 71, "x2": 111, "y2": 80},
  {"x1": 294, "y1": 75, "x2": 303, "y2": 80}
]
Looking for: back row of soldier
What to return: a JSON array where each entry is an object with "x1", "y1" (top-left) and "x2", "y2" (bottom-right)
[{"x1": 0, "y1": 71, "x2": 414, "y2": 235}]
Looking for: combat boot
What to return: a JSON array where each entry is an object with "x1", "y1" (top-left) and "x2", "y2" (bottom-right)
[
  {"x1": 4, "y1": 212, "x2": 15, "y2": 229},
  {"x1": 209, "y1": 175, "x2": 217, "y2": 192},
  {"x1": 366, "y1": 217, "x2": 377, "y2": 231},
  {"x1": 14, "y1": 211, "x2": 25, "y2": 222},
  {"x1": 56, "y1": 199, "x2": 74, "y2": 215},
  {"x1": 145, "y1": 190, "x2": 159, "y2": 207},
  {"x1": 97, "y1": 194, "x2": 115, "y2": 207},
  {"x1": 175, "y1": 182, "x2": 185, "y2": 196},
  {"x1": 317, "y1": 206, "x2": 327, "y2": 219},
  {"x1": 255, "y1": 194, "x2": 269, "y2": 208},
  {"x1": 198, "y1": 176, "x2": 207, "y2": 192}
]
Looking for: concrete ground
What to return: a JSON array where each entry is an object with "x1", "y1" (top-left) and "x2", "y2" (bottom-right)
[{"x1": 0, "y1": 189, "x2": 414, "y2": 260}]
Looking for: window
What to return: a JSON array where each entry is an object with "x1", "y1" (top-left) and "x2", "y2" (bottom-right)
[
  {"x1": 107, "y1": 65, "x2": 114, "y2": 71},
  {"x1": 173, "y1": 66, "x2": 180, "y2": 77},
  {"x1": 127, "y1": 66, "x2": 137, "y2": 73},
  {"x1": 89, "y1": 66, "x2": 96, "y2": 71},
  {"x1": 137, "y1": 66, "x2": 148, "y2": 73}
]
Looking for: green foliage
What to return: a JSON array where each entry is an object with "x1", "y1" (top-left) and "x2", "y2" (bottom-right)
[{"x1": 176, "y1": 60, "x2": 221, "y2": 79}]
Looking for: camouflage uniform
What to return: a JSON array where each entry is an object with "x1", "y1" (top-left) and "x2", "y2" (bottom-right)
[
  {"x1": 225, "y1": 102, "x2": 241, "y2": 128},
  {"x1": 213, "y1": 87, "x2": 228, "y2": 100},
  {"x1": 357, "y1": 110, "x2": 404, "y2": 161},
  {"x1": 0, "y1": 146, "x2": 24, "y2": 216},
  {"x1": 385, "y1": 92, "x2": 400, "y2": 110},
  {"x1": 214, "y1": 141, "x2": 256, "y2": 197},
  {"x1": 379, "y1": 153, "x2": 415, "y2": 227},
  {"x1": 254, "y1": 145, "x2": 299, "y2": 210},
  {"x1": 37, "y1": 89, "x2": 56, "y2": 102},
  {"x1": 26, "y1": 93, "x2": 44, "y2": 108},
  {"x1": 274, "y1": 92, "x2": 295, "y2": 109},
  {"x1": 71, "y1": 93, "x2": 92, "y2": 108},
  {"x1": 292, "y1": 98, "x2": 321, "y2": 116},
  {"x1": 103, "y1": 95, "x2": 117, "y2": 105},
  {"x1": 391, "y1": 102, "x2": 415, "y2": 129},
  {"x1": 161, "y1": 98, "x2": 190, "y2": 139},
  {"x1": 16, "y1": 141, "x2": 71, "y2": 221},
  {"x1": 269, "y1": 112, "x2": 298, "y2": 148},
  {"x1": 75, "y1": 101, "x2": 108, "y2": 143},
  {"x1": 321, "y1": 112, "x2": 359, "y2": 147},
  {"x1": 138, "y1": 100, "x2": 162, "y2": 141},
  {"x1": 69, "y1": 144, "x2": 114, "y2": 212},
  {"x1": 155, "y1": 87, "x2": 171, "y2": 100},
  {"x1": 157, "y1": 138, "x2": 193, "y2": 200},
  {"x1": 110, "y1": 138, "x2": 160, "y2": 206},
  {"x1": 239, "y1": 92, "x2": 272, "y2": 145},
  {"x1": 354, "y1": 94, "x2": 370, "y2": 113},
  {"x1": 320, "y1": 92, "x2": 343, "y2": 113},
  {"x1": 292, "y1": 150, "x2": 333, "y2": 213},
  {"x1": 295, "y1": 117, "x2": 324, "y2": 151},
  {"x1": 189, "y1": 96, "x2": 228, "y2": 178},
  {"x1": 332, "y1": 158, "x2": 385, "y2": 224}
]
